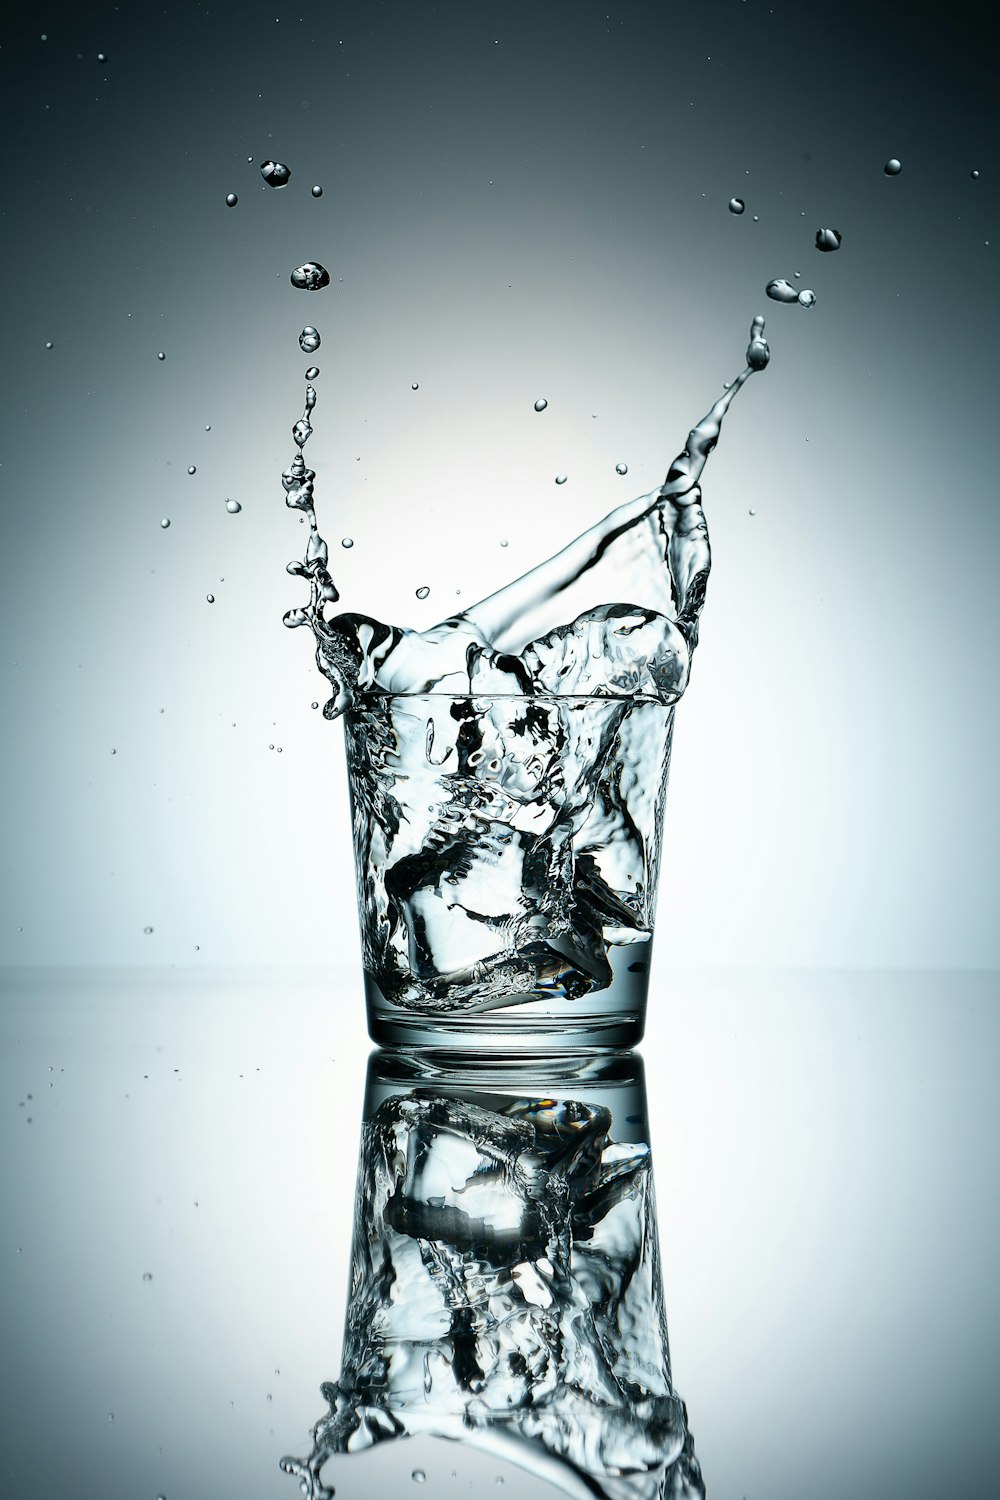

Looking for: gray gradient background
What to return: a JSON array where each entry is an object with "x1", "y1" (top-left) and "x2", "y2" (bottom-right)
[{"x1": 2, "y1": 0, "x2": 997, "y2": 970}]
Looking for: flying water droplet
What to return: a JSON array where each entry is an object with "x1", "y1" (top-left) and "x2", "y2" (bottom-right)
[
  {"x1": 225, "y1": 192, "x2": 238, "y2": 207},
  {"x1": 290, "y1": 262, "x2": 330, "y2": 291},
  {"x1": 299, "y1": 326, "x2": 321, "y2": 353},
  {"x1": 206, "y1": 594, "x2": 215, "y2": 603},
  {"x1": 341, "y1": 537, "x2": 354, "y2": 548},
  {"x1": 311, "y1": 184, "x2": 323, "y2": 197},
  {"x1": 615, "y1": 462, "x2": 628, "y2": 475},
  {"x1": 160, "y1": 517, "x2": 171, "y2": 529},
  {"x1": 415, "y1": 586, "x2": 430, "y2": 599},
  {"x1": 728, "y1": 197, "x2": 745, "y2": 214},
  {"x1": 260, "y1": 159, "x2": 291, "y2": 188},
  {"x1": 748, "y1": 507, "x2": 757, "y2": 516},
  {"x1": 109, "y1": 748, "x2": 117, "y2": 755},
  {"x1": 143, "y1": 927, "x2": 153, "y2": 935},
  {"x1": 44, "y1": 340, "x2": 53, "y2": 350},
  {"x1": 311, "y1": 701, "x2": 319, "y2": 709},
  {"x1": 533, "y1": 398, "x2": 548, "y2": 411},
  {"x1": 555, "y1": 473, "x2": 567, "y2": 484},
  {"x1": 411, "y1": 382, "x2": 419, "y2": 390},
  {"x1": 970, "y1": 169, "x2": 980, "y2": 180},
  {"x1": 225, "y1": 499, "x2": 242, "y2": 513},
  {"x1": 157, "y1": 351, "x2": 166, "y2": 360},
  {"x1": 797, "y1": 288, "x2": 816, "y2": 308},
  {"x1": 746, "y1": 314, "x2": 770, "y2": 370},
  {"x1": 187, "y1": 465, "x2": 196, "y2": 475},
  {"x1": 412, "y1": 1474, "x2": 426, "y2": 1486},
  {"x1": 97, "y1": 52, "x2": 108, "y2": 63},
  {"x1": 765, "y1": 278, "x2": 799, "y2": 304},
  {"x1": 142, "y1": 1272, "x2": 153, "y2": 1282},
  {"x1": 305, "y1": 366, "x2": 319, "y2": 379},
  {"x1": 884, "y1": 158, "x2": 902, "y2": 176},
  {"x1": 292, "y1": 418, "x2": 312, "y2": 446},
  {"x1": 499, "y1": 538, "x2": 508, "y2": 547},
  {"x1": 815, "y1": 227, "x2": 842, "y2": 252}
]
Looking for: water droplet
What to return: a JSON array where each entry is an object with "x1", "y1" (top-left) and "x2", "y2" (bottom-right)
[
  {"x1": 765, "y1": 278, "x2": 799, "y2": 303},
  {"x1": 341, "y1": 537, "x2": 354, "y2": 548},
  {"x1": 157, "y1": 351, "x2": 166, "y2": 360},
  {"x1": 752, "y1": 214, "x2": 759, "y2": 222},
  {"x1": 225, "y1": 192, "x2": 238, "y2": 207},
  {"x1": 748, "y1": 507, "x2": 757, "y2": 516},
  {"x1": 299, "y1": 326, "x2": 321, "y2": 353},
  {"x1": 109, "y1": 747, "x2": 117, "y2": 755},
  {"x1": 107, "y1": 1412, "x2": 114, "y2": 1423},
  {"x1": 411, "y1": 382, "x2": 419, "y2": 390},
  {"x1": 499, "y1": 538, "x2": 508, "y2": 547},
  {"x1": 533, "y1": 397, "x2": 548, "y2": 411},
  {"x1": 206, "y1": 593, "x2": 215, "y2": 603},
  {"x1": 160, "y1": 517, "x2": 171, "y2": 529},
  {"x1": 615, "y1": 462, "x2": 628, "y2": 475},
  {"x1": 311, "y1": 184, "x2": 323, "y2": 197},
  {"x1": 290, "y1": 262, "x2": 330, "y2": 291},
  {"x1": 266, "y1": 1393, "x2": 273, "y2": 1402},
  {"x1": 793, "y1": 270, "x2": 802, "y2": 278},
  {"x1": 260, "y1": 159, "x2": 291, "y2": 188},
  {"x1": 205, "y1": 424, "x2": 212, "y2": 431},
  {"x1": 411, "y1": 1474, "x2": 426, "y2": 1486},
  {"x1": 555, "y1": 473, "x2": 567, "y2": 484},
  {"x1": 292, "y1": 418, "x2": 312, "y2": 446},
  {"x1": 415, "y1": 586, "x2": 430, "y2": 599},
  {"x1": 187, "y1": 465, "x2": 196, "y2": 475},
  {"x1": 311, "y1": 701, "x2": 319, "y2": 709},
  {"x1": 143, "y1": 927, "x2": 153, "y2": 935},
  {"x1": 884, "y1": 158, "x2": 902, "y2": 176},
  {"x1": 97, "y1": 52, "x2": 107, "y2": 62},
  {"x1": 44, "y1": 340, "x2": 53, "y2": 350},
  {"x1": 142, "y1": 1272, "x2": 153, "y2": 1282},
  {"x1": 305, "y1": 366, "x2": 320, "y2": 379},
  {"x1": 225, "y1": 499, "x2": 242, "y2": 513},
  {"x1": 728, "y1": 197, "x2": 745, "y2": 214},
  {"x1": 746, "y1": 315, "x2": 770, "y2": 370},
  {"x1": 971, "y1": 169, "x2": 980, "y2": 180},
  {"x1": 815, "y1": 227, "x2": 842, "y2": 252},
  {"x1": 797, "y1": 288, "x2": 817, "y2": 308}
]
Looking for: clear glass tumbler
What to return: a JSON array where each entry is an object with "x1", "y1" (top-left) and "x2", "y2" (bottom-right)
[{"x1": 344, "y1": 692, "x2": 675, "y2": 1048}]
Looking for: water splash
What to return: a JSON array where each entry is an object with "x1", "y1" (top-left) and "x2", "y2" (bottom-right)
[
  {"x1": 260, "y1": 159, "x2": 291, "y2": 188},
  {"x1": 815, "y1": 227, "x2": 842, "y2": 252},
  {"x1": 291, "y1": 262, "x2": 331, "y2": 291},
  {"x1": 766, "y1": 278, "x2": 799, "y2": 304}
]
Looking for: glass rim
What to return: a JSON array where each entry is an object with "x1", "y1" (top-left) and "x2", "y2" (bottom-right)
[{"x1": 343, "y1": 691, "x2": 674, "y2": 706}]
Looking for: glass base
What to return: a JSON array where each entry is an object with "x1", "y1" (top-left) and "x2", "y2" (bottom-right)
[{"x1": 364, "y1": 941, "x2": 650, "y2": 1050}]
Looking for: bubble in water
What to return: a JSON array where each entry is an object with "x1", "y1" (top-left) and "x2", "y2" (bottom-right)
[
  {"x1": 299, "y1": 326, "x2": 321, "y2": 353},
  {"x1": 797, "y1": 288, "x2": 817, "y2": 308},
  {"x1": 187, "y1": 465, "x2": 196, "y2": 475},
  {"x1": 971, "y1": 169, "x2": 980, "y2": 180},
  {"x1": 157, "y1": 351, "x2": 166, "y2": 360},
  {"x1": 765, "y1": 278, "x2": 799, "y2": 304},
  {"x1": 415, "y1": 586, "x2": 430, "y2": 599},
  {"x1": 142, "y1": 1272, "x2": 153, "y2": 1282},
  {"x1": 160, "y1": 517, "x2": 171, "y2": 528},
  {"x1": 206, "y1": 593, "x2": 215, "y2": 603},
  {"x1": 311, "y1": 184, "x2": 323, "y2": 197},
  {"x1": 411, "y1": 1474, "x2": 426, "y2": 1486},
  {"x1": 290, "y1": 262, "x2": 330, "y2": 291},
  {"x1": 305, "y1": 366, "x2": 320, "y2": 379},
  {"x1": 728, "y1": 197, "x2": 745, "y2": 214},
  {"x1": 615, "y1": 462, "x2": 628, "y2": 475},
  {"x1": 533, "y1": 398, "x2": 548, "y2": 411},
  {"x1": 884, "y1": 158, "x2": 902, "y2": 176},
  {"x1": 143, "y1": 927, "x2": 153, "y2": 935},
  {"x1": 225, "y1": 499, "x2": 242, "y2": 513},
  {"x1": 225, "y1": 192, "x2": 238, "y2": 207},
  {"x1": 555, "y1": 473, "x2": 567, "y2": 484},
  {"x1": 260, "y1": 159, "x2": 291, "y2": 188},
  {"x1": 341, "y1": 537, "x2": 354, "y2": 548},
  {"x1": 815, "y1": 227, "x2": 842, "y2": 252}
]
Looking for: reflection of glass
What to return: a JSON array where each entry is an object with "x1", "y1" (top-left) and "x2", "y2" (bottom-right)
[
  {"x1": 282, "y1": 1051, "x2": 704, "y2": 1498},
  {"x1": 346, "y1": 694, "x2": 673, "y2": 1049}
]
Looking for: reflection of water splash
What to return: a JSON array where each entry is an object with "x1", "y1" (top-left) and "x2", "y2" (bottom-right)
[
  {"x1": 281, "y1": 1054, "x2": 705, "y2": 1499},
  {"x1": 280, "y1": 315, "x2": 769, "y2": 721}
]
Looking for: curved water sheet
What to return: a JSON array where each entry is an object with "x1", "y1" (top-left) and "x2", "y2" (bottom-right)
[{"x1": 281, "y1": 1055, "x2": 705, "y2": 1499}]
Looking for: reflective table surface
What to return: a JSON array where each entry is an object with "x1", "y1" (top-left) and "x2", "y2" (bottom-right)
[{"x1": 2, "y1": 967, "x2": 998, "y2": 1499}]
